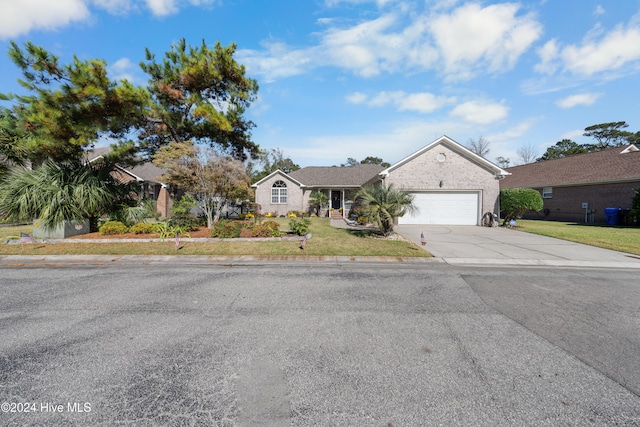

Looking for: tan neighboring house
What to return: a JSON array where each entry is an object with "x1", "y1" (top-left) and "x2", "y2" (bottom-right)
[
  {"x1": 500, "y1": 144, "x2": 640, "y2": 223},
  {"x1": 252, "y1": 136, "x2": 510, "y2": 225},
  {"x1": 87, "y1": 148, "x2": 172, "y2": 218}
]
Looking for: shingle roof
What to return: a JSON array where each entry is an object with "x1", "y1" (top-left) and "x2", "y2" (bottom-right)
[
  {"x1": 501, "y1": 145, "x2": 640, "y2": 188},
  {"x1": 85, "y1": 147, "x2": 166, "y2": 184},
  {"x1": 288, "y1": 164, "x2": 384, "y2": 187}
]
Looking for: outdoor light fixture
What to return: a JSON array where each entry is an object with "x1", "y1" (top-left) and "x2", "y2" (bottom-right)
[{"x1": 439, "y1": 180, "x2": 443, "y2": 188}]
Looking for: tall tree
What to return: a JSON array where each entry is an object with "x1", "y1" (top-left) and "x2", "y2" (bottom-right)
[
  {"x1": 360, "y1": 156, "x2": 391, "y2": 167},
  {"x1": 342, "y1": 157, "x2": 359, "y2": 167},
  {"x1": 1, "y1": 41, "x2": 149, "y2": 165},
  {"x1": 537, "y1": 139, "x2": 587, "y2": 162},
  {"x1": 153, "y1": 141, "x2": 252, "y2": 228},
  {"x1": 495, "y1": 156, "x2": 510, "y2": 168},
  {"x1": 515, "y1": 142, "x2": 539, "y2": 165},
  {"x1": 466, "y1": 136, "x2": 490, "y2": 158},
  {"x1": 583, "y1": 121, "x2": 632, "y2": 150},
  {"x1": 246, "y1": 148, "x2": 299, "y2": 182},
  {"x1": 140, "y1": 39, "x2": 259, "y2": 162}
]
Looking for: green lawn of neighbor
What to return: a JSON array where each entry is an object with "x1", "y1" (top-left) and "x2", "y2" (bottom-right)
[{"x1": 515, "y1": 219, "x2": 640, "y2": 256}]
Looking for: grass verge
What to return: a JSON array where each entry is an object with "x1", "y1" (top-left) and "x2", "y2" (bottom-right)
[
  {"x1": 0, "y1": 218, "x2": 430, "y2": 257},
  {"x1": 516, "y1": 219, "x2": 640, "y2": 256}
]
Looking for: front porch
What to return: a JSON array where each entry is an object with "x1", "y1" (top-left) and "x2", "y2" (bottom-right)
[{"x1": 314, "y1": 189, "x2": 356, "y2": 219}]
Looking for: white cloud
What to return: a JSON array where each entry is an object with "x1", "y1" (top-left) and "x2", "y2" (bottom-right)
[
  {"x1": 534, "y1": 39, "x2": 560, "y2": 74},
  {"x1": 346, "y1": 92, "x2": 368, "y2": 104},
  {"x1": 109, "y1": 57, "x2": 140, "y2": 83},
  {"x1": 324, "y1": 0, "x2": 395, "y2": 7},
  {"x1": 242, "y1": 2, "x2": 541, "y2": 82},
  {"x1": 237, "y1": 41, "x2": 316, "y2": 83},
  {"x1": 428, "y1": 3, "x2": 542, "y2": 80},
  {"x1": 535, "y1": 14, "x2": 640, "y2": 77},
  {"x1": 555, "y1": 92, "x2": 601, "y2": 109},
  {"x1": 594, "y1": 5, "x2": 605, "y2": 16},
  {"x1": 562, "y1": 23, "x2": 640, "y2": 75},
  {"x1": 321, "y1": 14, "x2": 403, "y2": 77},
  {"x1": 0, "y1": 0, "x2": 219, "y2": 38},
  {"x1": 450, "y1": 100, "x2": 509, "y2": 125},
  {"x1": 347, "y1": 91, "x2": 455, "y2": 113},
  {"x1": 145, "y1": 0, "x2": 177, "y2": 16},
  {"x1": 0, "y1": 0, "x2": 89, "y2": 39}
]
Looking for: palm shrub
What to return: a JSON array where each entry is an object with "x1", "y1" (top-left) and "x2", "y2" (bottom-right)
[
  {"x1": 309, "y1": 191, "x2": 329, "y2": 216},
  {"x1": 354, "y1": 184, "x2": 417, "y2": 236},
  {"x1": 0, "y1": 159, "x2": 138, "y2": 231}
]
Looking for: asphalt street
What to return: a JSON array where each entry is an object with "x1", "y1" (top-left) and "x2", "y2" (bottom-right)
[{"x1": 1, "y1": 262, "x2": 639, "y2": 426}]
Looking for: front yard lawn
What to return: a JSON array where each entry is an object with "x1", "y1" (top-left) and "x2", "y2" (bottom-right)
[
  {"x1": 515, "y1": 219, "x2": 640, "y2": 256},
  {"x1": 0, "y1": 218, "x2": 430, "y2": 257}
]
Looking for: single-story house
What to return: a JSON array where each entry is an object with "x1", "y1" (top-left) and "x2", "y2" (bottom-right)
[
  {"x1": 87, "y1": 148, "x2": 172, "y2": 218},
  {"x1": 500, "y1": 144, "x2": 640, "y2": 223},
  {"x1": 252, "y1": 136, "x2": 510, "y2": 225}
]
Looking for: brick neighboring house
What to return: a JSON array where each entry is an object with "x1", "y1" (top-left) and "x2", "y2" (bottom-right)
[
  {"x1": 87, "y1": 148, "x2": 172, "y2": 218},
  {"x1": 500, "y1": 145, "x2": 640, "y2": 223},
  {"x1": 252, "y1": 136, "x2": 510, "y2": 225}
]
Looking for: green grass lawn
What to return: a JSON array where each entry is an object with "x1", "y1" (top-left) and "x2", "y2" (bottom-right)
[
  {"x1": 0, "y1": 218, "x2": 430, "y2": 257},
  {"x1": 516, "y1": 219, "x2": 640, "y2": 256}
]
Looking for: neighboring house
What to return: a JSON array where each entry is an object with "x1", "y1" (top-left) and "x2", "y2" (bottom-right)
[
  {"x1": 500, "y1": 144, "x2": 640, "y2": 223},
  {"x1": 87, "y1": 148, "x2": 172, "y2": 218},
  {"x1": 252, "y1": 136, "x2": 510, "y2": 225}
]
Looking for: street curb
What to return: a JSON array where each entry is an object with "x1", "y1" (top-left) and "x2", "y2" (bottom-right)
[
  {"x1": 1, "y1": 254, "x2": 640, "y2": 269},
  {"x1": 0, "y1": 254, "x2": 441, "y2": 267}
]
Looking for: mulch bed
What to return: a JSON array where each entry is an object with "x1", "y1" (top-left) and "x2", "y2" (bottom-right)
[{"x1": 71, "y1": 227, "x2": 213, "y2": 240}]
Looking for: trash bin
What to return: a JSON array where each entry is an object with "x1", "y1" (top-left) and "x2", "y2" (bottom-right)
[{"x1": 604, "y1": 207, "x2": 623, "y2": 225}]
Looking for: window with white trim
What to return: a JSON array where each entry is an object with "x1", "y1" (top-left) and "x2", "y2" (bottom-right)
[
  {"x1": 271, "y1": 180, "x2": 288, "y2": 204},
  {"x1": 542, "y1": 187, "x2": 553, "y2": 199}
]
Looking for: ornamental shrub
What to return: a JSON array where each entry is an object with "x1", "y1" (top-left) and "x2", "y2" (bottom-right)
[
  {"x1": 129, "y1": 222, "x2": 157, "y2": 234},
  {"x1": 211, "y1": 219, "x2": 242, "y2": 238},
  {"x1": 99, "y1": 221, "x2": 129, "y2": 235},
  {"x1": 251, "y1": 223, "x2": 282, "y2": 237},
  {"x1": 168, "y1": 213, "x2": 204, "y2": 231},
  {"x1": 289, "y1": 217, "x2": 311, "y2": 236},
  {"x1": 630, "y1": 187, "x2": 640, "y2": 225},
  {"x1": 500, "y1": 188, "x2": 543, "y2": 225}
]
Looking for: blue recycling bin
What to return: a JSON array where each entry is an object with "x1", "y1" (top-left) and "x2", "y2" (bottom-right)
[{"x1": 604, "y1": 207, "x2": 623, "y2": 225}]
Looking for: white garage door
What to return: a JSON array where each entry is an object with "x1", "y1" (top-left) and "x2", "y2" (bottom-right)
[{"x1": 399, "y1": 192, "x2": 479, "y2": 225}]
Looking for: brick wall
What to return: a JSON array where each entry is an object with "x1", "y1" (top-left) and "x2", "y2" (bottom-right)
[
  {"x1": 521, "y1": 181, "x2": 639, "y2": 223},
  {"x1": 254, "y1": 174, "x2": 304, "y2": 216},
  {"x1": 384, "y1": 144, "x2": 501, "y2": 216}
]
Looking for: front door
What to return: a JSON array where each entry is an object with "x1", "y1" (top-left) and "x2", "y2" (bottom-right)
[{"x1": 331, "y1": 191, "x2": 341, "y2": 210}]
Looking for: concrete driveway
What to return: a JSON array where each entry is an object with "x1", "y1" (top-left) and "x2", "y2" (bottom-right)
[{"x1": 395, "y1": 224, "x2": 640, "y2": 268}]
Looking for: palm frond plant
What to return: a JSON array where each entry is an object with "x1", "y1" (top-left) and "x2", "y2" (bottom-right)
[
  {"x1": 354, "y1": 184, "x2": 417, "y2": 236},
  {"x1": 0, "y1": 159, "x2": 138, "y2": 231}
]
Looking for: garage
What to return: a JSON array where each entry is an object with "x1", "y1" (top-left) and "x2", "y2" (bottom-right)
[{"x1": 398, "y1": 191, "x2": 480, "y2": 225}]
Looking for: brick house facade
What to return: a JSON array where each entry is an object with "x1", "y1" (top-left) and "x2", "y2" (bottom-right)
[
  {"x1": 252, "y1": 136, "x2": 510, "y2": 225},
  {"x1": 500, "y1": 145, "x2": 640, "y2": 223}
]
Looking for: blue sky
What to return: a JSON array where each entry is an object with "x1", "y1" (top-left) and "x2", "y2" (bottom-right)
[{"x1": 1, "y1": 0, "x2": 640, "y2": 168}]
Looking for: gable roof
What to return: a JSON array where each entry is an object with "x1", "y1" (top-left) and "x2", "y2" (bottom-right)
[
  {"x1": 85, "y1": 147, "x2": 166, "y2": 185},
  {"x1": 288, "y1": 164, "x2": 385, "y2": 187},
  {"x1": 379, "y1": 135, "x2": 510, "y2": 177},
  {"x1": 251, "y1": 169, "x2": 305, "y2": 187},
  {"x1": 501, "y1": 145, "x2": 640, "y2": 188}
]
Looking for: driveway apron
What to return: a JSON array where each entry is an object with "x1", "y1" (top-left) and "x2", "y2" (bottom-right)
[{"x1": 394, "y1": 224, "x2": 640, "y2": 268}]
